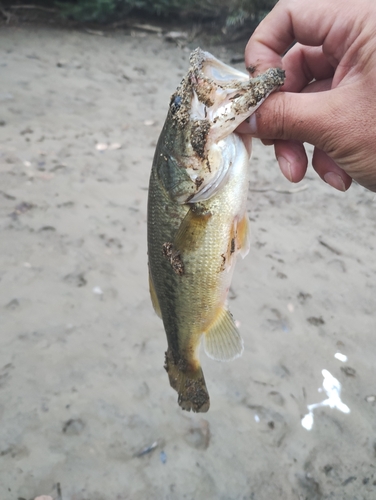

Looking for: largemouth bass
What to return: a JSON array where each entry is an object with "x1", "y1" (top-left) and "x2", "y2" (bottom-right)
[{"x1": 147, "y1": 48, "x2": 284, "y2": 412}]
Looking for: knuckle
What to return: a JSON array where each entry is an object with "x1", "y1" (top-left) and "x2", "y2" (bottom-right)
[{"x1": 258, "y1": 94, "x2": 289, "y2": 140}]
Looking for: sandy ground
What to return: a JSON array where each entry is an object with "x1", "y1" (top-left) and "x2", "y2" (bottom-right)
[{"x1": 0, "y1": 24, "x2": 376, "y2": 500}]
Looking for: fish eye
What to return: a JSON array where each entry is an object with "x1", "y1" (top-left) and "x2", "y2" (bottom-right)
[{"x1": 170, "y1": 95, "x2": 182, "y2": 113}]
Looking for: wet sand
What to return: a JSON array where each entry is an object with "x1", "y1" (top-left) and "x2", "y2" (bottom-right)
[{"x1": 1, "y1": 25, "x2": 376, "y2": 500}]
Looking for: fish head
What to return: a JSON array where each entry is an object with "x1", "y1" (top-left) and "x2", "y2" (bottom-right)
[{"x1": 157, "y1": 48, "x2": 285, "y2": 203}]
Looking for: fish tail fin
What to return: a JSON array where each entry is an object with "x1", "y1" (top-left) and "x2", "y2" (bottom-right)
[
  {"x1": 203, "y1": 308, "x2": 244, "y2": 361},
  {"x1": 164, "y1": 349, "x2": 210, "y2": 413}
]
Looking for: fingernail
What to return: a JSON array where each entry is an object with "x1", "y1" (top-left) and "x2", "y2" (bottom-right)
[
  {"x1": 247, "y1": 113, "x2": 257, "y2": 135},
  {"x1": 277, "y1": 156, "x2": 292, "y2": 182},
  {"x1": 323, "y1": 172, "x2": 346, "y2": 191}
]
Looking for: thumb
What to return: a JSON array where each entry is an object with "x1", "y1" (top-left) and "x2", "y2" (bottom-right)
[{"x1": 241, "y1": 90, "x2": 335, "y2": 149}]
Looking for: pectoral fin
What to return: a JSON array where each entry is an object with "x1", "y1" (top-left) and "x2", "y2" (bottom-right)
[
  {"x1": 224, "y1": 214, "x2": 251, "y2": 272},
  {"x1": 236, "y1": 213, "x2": 250, "y2": 258},
  {"x1": 203, "y1": 308, "x2": 244, "y2": 361},
  {"x1": 173, "y1": 204, "x2": 212, "y2": 253},
  {"x1": 148, "y1": 270, "x2": 162, "y2": 318}
]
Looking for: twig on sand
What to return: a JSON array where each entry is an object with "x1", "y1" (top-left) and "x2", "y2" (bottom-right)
[
  {"x1": 318, "y1": 238, "x2": 342, "y2": 255},
  {"x1": 111, "y1": 20, "x2": 163, "y2": 32},
  {"x1": 131, "y1": 23, "x2": 163, "y2": 33},
  {"x1": 134, "y1": 441, "x2": 158, "y2": 457},
  {"x1": 0, "y1": 4, "x2": 12, "y2": 23},
  {"x1": 10, "y1": 4, "x2": 57, "y2": 12},
  {"x1": 85, "y1": 28, "x2": 104, "y2": 36},
  {"x1": 249, "y1": 184, "x2": 309, "y2": 194},
  {"x1": 57, "y1": 482, "x2": 62, "y2": 500}
]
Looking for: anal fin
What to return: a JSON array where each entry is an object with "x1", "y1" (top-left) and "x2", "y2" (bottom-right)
[{"x1": 203, "y1": 308, "x2": 244, "y2": 361}]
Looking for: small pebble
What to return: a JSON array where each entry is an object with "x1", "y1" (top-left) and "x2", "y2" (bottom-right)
[
  {"x1": 160, "y1": 450, "x2": 167, "y2": 464},
  {"x1": 108, "y1": 142, "x2": 122, "y2": 150}
]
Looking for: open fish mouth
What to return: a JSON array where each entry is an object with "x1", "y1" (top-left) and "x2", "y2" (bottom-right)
[
  {"x1": 189, "y1": 49, "x2": 253, "y2": 126},
  {"x1": 189, "y1": 48, "x2": 284, "y2": 143},
  {"x1": 168, "y1": 48, "x2": 285, "y2": 203}
]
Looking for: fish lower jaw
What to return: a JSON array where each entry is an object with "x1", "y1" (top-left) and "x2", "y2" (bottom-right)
[{"x1": 164, "y1": 349, "x2": 210, "y2": 413}]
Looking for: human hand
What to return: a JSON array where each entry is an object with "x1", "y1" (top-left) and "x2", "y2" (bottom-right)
[{"x1": 239, "y1": 0, "x2": 376, "y2": 192}]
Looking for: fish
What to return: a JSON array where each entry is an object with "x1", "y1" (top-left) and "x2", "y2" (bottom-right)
[{"x1": 147, "y1": 48, "x2": 284, "y2": 412}]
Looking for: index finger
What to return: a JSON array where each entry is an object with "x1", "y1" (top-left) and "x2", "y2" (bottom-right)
[{"x1": 245, "y1": 0, "x2": 357, "y2": 74}]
